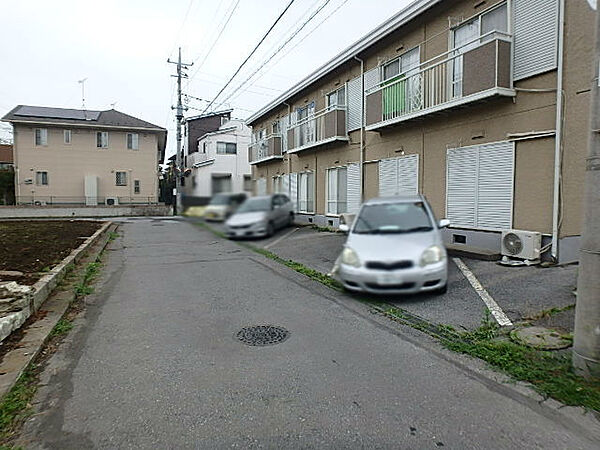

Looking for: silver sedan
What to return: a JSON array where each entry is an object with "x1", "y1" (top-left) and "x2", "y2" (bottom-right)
[
  {"x1": 337, "y1": 195, "x2": 449, "y2": 295},
  {"x1": 224, "y1": 194, "x2": 294, "y2": 239}
]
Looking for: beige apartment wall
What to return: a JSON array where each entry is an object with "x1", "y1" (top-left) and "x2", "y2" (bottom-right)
[
  {"x1": 13, "y1": 125, "x2": 159, "y2": 201},
  {"x1": 560, "y1": 0, "x2": 596, "y2": 237}
]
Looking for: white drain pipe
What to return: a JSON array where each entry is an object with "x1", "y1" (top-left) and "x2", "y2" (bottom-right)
[{"x1": 551, "y1": 0, "x2": 565, "y2": 262}]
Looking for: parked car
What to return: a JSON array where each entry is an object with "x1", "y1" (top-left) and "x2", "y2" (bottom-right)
[
  {"x1": 337, "y1": 195, "x2": 449, "y2": 295},
  {"x1": 224, "y1": 194, "x2": 294, "y2": 239},
  {"x1": 204, "y1": 193, "x2": 247, "y2": 221}
]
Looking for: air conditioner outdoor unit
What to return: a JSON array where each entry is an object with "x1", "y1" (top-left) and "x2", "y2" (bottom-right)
[
  {"x1": 501, "y1": 229, "x2": 542, "y2": 261},
  {"x1": 105, "y1": 197, "x2": 119, "y2": 206},
  {"x1": 33, "y1": 200, "x2": 47, "y2": 206}
]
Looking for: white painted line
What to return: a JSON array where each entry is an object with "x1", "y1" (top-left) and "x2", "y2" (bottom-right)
[
  {"x1": 263, "y1": 227, "x2": 300, "y2": 250},
  {"x1": 453, "y1": 257, "x2": 513, "y2": 327}
]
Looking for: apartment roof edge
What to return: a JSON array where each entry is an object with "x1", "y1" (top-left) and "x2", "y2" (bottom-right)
[{"x1": 245, "y1": 0, "x2": 441, "y2": 125}]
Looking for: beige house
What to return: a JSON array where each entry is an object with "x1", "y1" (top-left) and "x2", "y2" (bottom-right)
[
  {"x1": 247, "y1": 0, "x2": 595, "y2": 263},
  {"x1": 2, "y1": 106, "x2": 167, "y2": 206}
]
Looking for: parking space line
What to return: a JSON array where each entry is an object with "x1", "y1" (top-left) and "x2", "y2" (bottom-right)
[
  {"x1": 264, "y1": 227, "x2": 300, "y2": 250},
  {"x1": 452, "y1": 257, "x2": 513, "y2": 327}
]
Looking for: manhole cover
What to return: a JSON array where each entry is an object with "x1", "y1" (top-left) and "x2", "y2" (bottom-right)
[
  {"x1": 510, "y1": 326, "x2": 572, "y2": 350},
  {"x1": 236, "y1": 325, "x2": 289, "y2": 346}
]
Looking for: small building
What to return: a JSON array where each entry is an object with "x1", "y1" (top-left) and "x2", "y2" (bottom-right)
[
  {"x1": 1, "y1": 105, "x2": 167, "y2": 206},
  {"x1": 183, "y1": 118, "x2": 251, "y2": 203}
]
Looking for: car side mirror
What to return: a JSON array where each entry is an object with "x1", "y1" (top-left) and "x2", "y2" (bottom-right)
[
  {"x1": 438, "y1": 218, "x2": 450, "y2": 228},
  {"x1": 339, "y1": 223, "x2": 349, "y2": 233}
]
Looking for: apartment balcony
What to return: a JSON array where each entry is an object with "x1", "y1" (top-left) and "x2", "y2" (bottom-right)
[
  {"x1": 366, "y1": 32, "x2": 515, "y2": 131},
  {"x1": 248, "y1": 134, "x2": 283, "y2": 165},
  {"x1": 188, "y1": 151, "x2": 214, "y2": 168},
  {"x1": 286, "y1": 105, "x2": 348, "y2": 154}
]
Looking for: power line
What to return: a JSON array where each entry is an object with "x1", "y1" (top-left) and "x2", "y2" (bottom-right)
[
  {"x1": 229, "y1": 0, "x2": 350, "y2": 105},
  {"x1": 200, "y1": 0, "x2": 297, "y2": 115},
  {"x1": 216, "y1": 0, "x2": 333, "y2": 109},
  {"x1": 184, "y1": 93, "x2": 254, "y2": 113},
  {"x1": 186, "y1": 0, "x2": 242, "y2": 84},
  {"x1": 168, "y1": 0, "x2": 197, "y2": 58}
]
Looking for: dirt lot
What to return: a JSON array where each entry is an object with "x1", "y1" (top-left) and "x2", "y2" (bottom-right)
[{"x1": 0, "y1": 220, "x2": 103, "y2": 285}]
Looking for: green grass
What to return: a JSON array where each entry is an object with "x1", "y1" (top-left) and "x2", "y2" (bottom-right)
[
  {"x1": 49, "y1": 318, "x2": 73, "y2": 338},
  {"x1": 108, "y1": 231, "x2": 119, "y2": 242},
  {"x1": 0, "y1": 365, "x2": 37, "y2": 442},
  {"x1": 524, "y1": 304, "x2": 576, "y2": 321},
  {"x1": 196, "y1": 220, "x2": 600, "y2": 411}
]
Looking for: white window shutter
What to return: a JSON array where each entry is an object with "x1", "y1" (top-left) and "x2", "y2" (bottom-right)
[
  {"x1": 378, "y1": 158, "x2": 398, "y2": 197},
  {"x1": 476, "y1": 142, "x2": 514, "y2": 229},
  {"x1": 347, "y1": 77, "x2": 362, "y2": 131},
  {"x1": 364, "y1": 67, "x2": 380, "y2": 93},
  {"x1": 282, "y1": 173, "x2": 289, "y2": 197},
  {"x1": 446, "y1": 142, "x2": 514, "y2": 229},
  {"x1": 346, "y1": 163, "x2": 361, "y2": 213},
  {"x1": 289, "y1": 172, "x2": 298, "y2": 212},
  {"x1": 513, "y1": 0, "x2": 559, "y2": 80},
  {"x1": 446, "y1": 147, "x2": 478, "y2": 227},
  {"x1": 280, "y1": 116, "x2": 289, "y2": 151},
  {"x1": 256, "y1": 178, "x2": 267, "y2": 196},
  {"x1": 397, "y1": 154, "x2": 419, "y2": 194}
]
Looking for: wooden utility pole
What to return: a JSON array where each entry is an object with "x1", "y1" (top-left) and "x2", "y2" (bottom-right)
[{"x1": 167, "y1": 48, "x2": 192, "y2": 214}]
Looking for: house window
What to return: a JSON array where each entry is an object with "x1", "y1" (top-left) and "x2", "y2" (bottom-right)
[
  {"x1": 115, "y1": 171, "x2": 127, "y2": 186},
  {"x1": 272, "y1": 175, "x2": 285, "y2": 194},
  {"x1": 216, "y1": 142, "x2": 237, "y2": 154},
  {"x1": 134, "y1": 179, "x2": 140, "y2": 194},
  {"x1": 452, "y1": 2, "x2": 507, "y2": 96},
  {"x1": 97, "y1": 131, "x2": 109, "y2": 148},
  {"x1": 382, "y1": 47, "x2": 420, "y2": 82},
  {"x1": 272, "y1": 121, "x2": 280, "y2": 134},
  {"x1": 64, "y1": 130, "x2": 71, "y2": 144},
  {"x1": 327, "y1": 167, "x2": 347, "y2": 214},
  {"x1": 243, "y1": 174, "x2": 252, "y2": 191},
  {"x1": 35, "y1": 128, "x2": 48, "y2": 146},
  {"x1": 127, "y1": 133, "x2": 139, "y2": 150},
  {"x1": 202, "y1": 141, "x2": 207, "y2": 153},
  {"x1": 297, "y1": 172, "x2": 314, "y2": 213},
  {"x1": 35, "y1": 171, "x2": 48, "y2": 186},
  {"x1": 326, "y1": 85, "x2": 346, "y2": 107}
]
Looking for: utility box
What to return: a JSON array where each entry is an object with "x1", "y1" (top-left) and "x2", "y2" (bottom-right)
[{"x1": 84, "y1": 175, "x2": 98, "y2": 206}]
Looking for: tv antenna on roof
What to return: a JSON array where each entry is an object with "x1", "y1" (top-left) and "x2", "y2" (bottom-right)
[
  {"x1": 78, "y1": 78, "x2": 88, "y2": 110},
  {"x1": 110, "y1": 102, "x2": 117, "y2": 109}
]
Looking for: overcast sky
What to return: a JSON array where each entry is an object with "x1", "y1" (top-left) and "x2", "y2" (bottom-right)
[{"x1": 0, "y1": 0, "x2": 412, "y2": 158}]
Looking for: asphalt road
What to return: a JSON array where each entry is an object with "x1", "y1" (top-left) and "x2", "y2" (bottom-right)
[{"x1": 18, "y1": 218, "x2": 597, "y2": 448}]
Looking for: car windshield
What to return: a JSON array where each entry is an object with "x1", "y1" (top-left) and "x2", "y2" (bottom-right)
[
  {"x1": 353, "y1": 201, "x2": 433, "y2": 234},
  {"x1": 236, "y1": 197, "x2": 271, "y2": 213},
  {"x1": 209, "y1": 194, "x2": 232, "y2": 206}
]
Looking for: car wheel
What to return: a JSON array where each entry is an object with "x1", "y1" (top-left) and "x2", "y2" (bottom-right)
[
  {"x1": 434, "y1": 283, "x2": 448, "y2": 295},
  {"x1": 288, "y1": 212, "x2": 295, "y2": 227},
  {"x1": 266, "y1": 222, "x2": 275, "y2": 237}
]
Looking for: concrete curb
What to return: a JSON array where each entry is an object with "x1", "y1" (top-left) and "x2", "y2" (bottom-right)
[
  {"x1": 0, "y1": 221, "x2": 115, "y2": 398},
  {"x1": 0, "y1": 221, "x2": 112, "y2": 343}
]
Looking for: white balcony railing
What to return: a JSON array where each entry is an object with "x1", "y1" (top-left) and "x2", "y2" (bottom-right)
[
  {"x1": 248, "y1": 133, "x2": 283, "y2": 164},
  {"x1": 366, "y1": 30, "x2": 514, "y2": 129},
  {"x1": 287, "y1": 105, "x2": 347, "y2": 153}
]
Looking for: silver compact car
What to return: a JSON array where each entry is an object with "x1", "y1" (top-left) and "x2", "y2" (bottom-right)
[
  {"x1": 224, "y1": 194, "x2": 294, "y2": 239},
  {"x1": 337, "y1": 195, "x2": 450, "y2": 295}
]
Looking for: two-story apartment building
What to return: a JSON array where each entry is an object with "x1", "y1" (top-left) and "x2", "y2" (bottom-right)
[
  {"x1": 184, "y1": 118, "x2": 251, "y2": 201},
  {"x1": 2, "y1": 105, "x2": 167, "y2": 206},
  {"x1": 247, "y1": 0, "x2": 595, "y2": 264}
]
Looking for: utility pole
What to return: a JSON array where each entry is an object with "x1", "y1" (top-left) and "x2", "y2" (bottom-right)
[
  {"x1": 573, "y1": 9, "x2": 600, "y2": 379},
  {"x1": 167, "y1": 47, "x2": 193, "y2": 215}
]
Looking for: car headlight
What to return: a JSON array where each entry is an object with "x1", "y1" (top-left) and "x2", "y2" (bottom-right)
[
  {"x1": 341, "y1": 247, "x2": 361, "y2": 268},
  {"x1": 420, "y1": 245, "x2": 445, "y2": 267}
]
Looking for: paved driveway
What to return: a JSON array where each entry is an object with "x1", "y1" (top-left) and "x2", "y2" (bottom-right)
[
  {"x1": 18, "y1": 218, "x2": 595, "y2": 448},
  {"x1": 201, "y1": 220, "x2": 577, "y2": 331}
]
